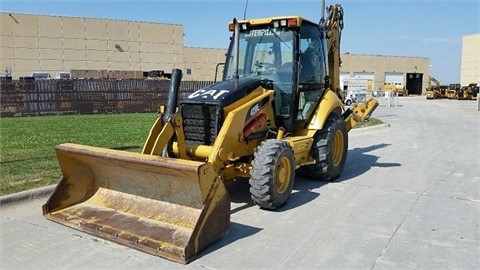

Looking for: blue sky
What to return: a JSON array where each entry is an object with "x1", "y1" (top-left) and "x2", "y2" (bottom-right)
[{"x1": 1, "y1": 0, "x2": 478, "y2": 84}]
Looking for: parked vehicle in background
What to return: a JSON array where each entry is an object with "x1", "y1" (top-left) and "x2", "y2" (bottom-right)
[
  {"x1": 426, "y1": 76, "x2": 442, "y2": 99},
  {"x1": 344, "y1": 90, "x2": 357, "y2": 105},
  {"x1": 439, "y1": 85, "x2": 449, "y2": 97},
  {"x1": 343, "y1": 90, "x2": 369, "y2": 106},
  {"x1": 394, "y1": 83, "x2": 406, "y2": 96},
  {"x1": 55, "y1": 72, "x2": 71, "y2": 79},
  {"x1": 457, "y1": 83, "x2": 478, "y2": 100},
  {"x1": 446, "y1": 83, "x2": 460, "y2": 99},
  {"x1": 31, "y1": 72, "x2": 51, "y2": 80},
  {"x1": 382, "y1": 82, "x2": 405, "y2": 96}
]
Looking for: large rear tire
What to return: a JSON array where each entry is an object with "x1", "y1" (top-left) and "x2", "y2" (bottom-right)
[
  {"x1": 299, "y1": 112, "x2": 348, "y2": 181},
  {"x1": 249, "y1": 139, "x2": 295, "y2": 210}
]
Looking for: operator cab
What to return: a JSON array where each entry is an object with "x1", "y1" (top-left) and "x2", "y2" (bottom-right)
[{"x1": 223, "y1": 16, "x2": 328, "y2": 131}]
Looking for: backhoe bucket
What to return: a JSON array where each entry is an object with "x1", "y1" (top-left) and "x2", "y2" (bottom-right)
[{"x1": 42, "y1": 143, "x2": 230, "y2": 264}]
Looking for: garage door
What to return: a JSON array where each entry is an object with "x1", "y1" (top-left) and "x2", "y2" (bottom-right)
[
  {"x1": 340, "y1": 72, "x2": 350, "y2": 91},
  {"x1": 385, "y1": 72, "x2": 403, "y2": 84},
  {"x1": 341, "y1": 72, "x2": 374, "y2": 91}
]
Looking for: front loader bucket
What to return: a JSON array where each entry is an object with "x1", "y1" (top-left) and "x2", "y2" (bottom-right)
[{"x1": 42, "y1": 143, "x2": 230, "y2": 264}]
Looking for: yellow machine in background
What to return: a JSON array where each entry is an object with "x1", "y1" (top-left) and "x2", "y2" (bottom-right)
[
  {"x1": 471, "y1": 83, "x2": 479, "y2": 100},
  {"x1": 457, "y1": 83, "x2": 478, "y2": 100},
  {"x1": 426, "y1": 76, "x2": 442, "y2": 99},
  {"x1": 439, "y1": 85, "x2": 449, "y2": 98},
  {"x1": 446, "y1": 83, "x2": 460, "y2": 99},
  {"x1": 43, "y1": 1, "x2": 378, "y2": 264},
  {"x1": 382, "y1": 82, "x2": 405, "y2": 96},
  {"x1": 394, "y1": 83, "x2": 406, "y2": 96},
  {"x1": 381, "y1": 83, "x2": 395, "y2": 93}
]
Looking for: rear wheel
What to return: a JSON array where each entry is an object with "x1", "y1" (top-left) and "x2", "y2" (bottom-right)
[
  {"x1": 299, "y1": 112, "x2": 348, "y2": 181},
  {"x1": 249, "y1": 140, "x2": 295, "y2": 210}
]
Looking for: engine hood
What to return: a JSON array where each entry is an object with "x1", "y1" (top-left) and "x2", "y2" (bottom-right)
[{"x1": 181, "y1": 77, "x2": 271, "y2": 107}]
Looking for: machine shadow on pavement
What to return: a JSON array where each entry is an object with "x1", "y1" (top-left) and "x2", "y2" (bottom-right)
[
  {"x1": 196, "y1": 221, "x2": 263, "y2": 260},
  {"x1": 227, "y1": 175, "x2": 327, "y2": 214},
  {"x1": 339, "y1": 143, "x2": 401, "y2": 182},
  {"x1": 203, "y1": 176, "x2": 328, "y2": 259},
  {"x1": 177, "y1": 143, "x2": 401, "y2": 261},
  {"x1": 226, "y1": 144, "x2": 400, "y2": 214},
  {"x1": 279, "y1": 178, "x2": 325, "y2": 211},
  {"x1": 226, "y1": 179, "x2": 256, "y2": 214}
]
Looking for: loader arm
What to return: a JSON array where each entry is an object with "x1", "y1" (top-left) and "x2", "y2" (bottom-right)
[
  {"x1": 207, "y1": 90, "x2": 276, "y2": 172},
  {"x1": 143, "y1": 113, "x2": 188, "y2": 159}
]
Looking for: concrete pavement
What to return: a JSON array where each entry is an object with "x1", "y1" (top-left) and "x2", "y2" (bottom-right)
[{"x1": 1, "y1": 96, "x2": 479, "y2": 269}]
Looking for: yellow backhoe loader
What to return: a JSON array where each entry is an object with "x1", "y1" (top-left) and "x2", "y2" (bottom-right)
[{"x1": 43, "y1": 1, "x2": 378, "y2": 264}]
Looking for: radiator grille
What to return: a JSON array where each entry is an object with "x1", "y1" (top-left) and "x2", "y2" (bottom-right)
[{"x1": 181, "y1": 104, "x2": 220, "y2": 145}]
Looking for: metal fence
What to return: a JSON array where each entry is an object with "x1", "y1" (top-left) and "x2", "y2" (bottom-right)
[
  {"x1": 0, "y1": 79, "x2": 213, "y2": 117},
  {"x1": 372, "y1": 90, "x2": 402, "y2": 107},
  {"x1": 343, "y1": 90, "x2": 403, "y2": 108}
]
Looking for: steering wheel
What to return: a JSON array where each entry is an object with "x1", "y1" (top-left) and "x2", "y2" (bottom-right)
[
  {"x1": 254, "y1": 62, "x2": 274, "y2": 69},
  {"x1": 254, "y1": 62, "x2": 276, "y2": 75}
]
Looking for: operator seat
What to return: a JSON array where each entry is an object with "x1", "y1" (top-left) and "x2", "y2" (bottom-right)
[
  {"x1": 277, "y1": 62, "x2": 293, "y2": 82},
  {"x1": 300, "y1": 51, "x2": 316, "y2": 83},
  {"x1": 274, "y1": 61, "x2": 294, "y2": 117}
]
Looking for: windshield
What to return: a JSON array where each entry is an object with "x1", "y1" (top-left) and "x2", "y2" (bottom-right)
[{"x1": 224, "y1": 27, "x2": 294, "y2": 83}]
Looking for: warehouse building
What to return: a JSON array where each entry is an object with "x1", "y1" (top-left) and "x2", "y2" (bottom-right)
[
  {"x1": 340, "y1": 54, "x2": 429, "y2": 95},
  {"x1": 0, "y1": 12, "x2": 225, "y2": 81},
  {"x1": 460, "y1": 33, "x2": 480, "y2": 86},
  {"x1": 1, "y1": 12, "x2": 430, "y2": 94}
]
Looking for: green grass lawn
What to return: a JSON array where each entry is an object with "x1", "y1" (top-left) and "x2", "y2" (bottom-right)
[
  {"x1": 353, "y1": 117, "x2": 384, "y2": 129},
  {"x1": 0, "y1": 113, "x2": 384, "y2": 196},
  {"x1": 0, "y1": 113, "x2": 158, "y2": 195}
]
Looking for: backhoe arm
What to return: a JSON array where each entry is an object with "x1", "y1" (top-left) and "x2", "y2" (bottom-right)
[{"x1": 325, "y1": 4, "x2": 344, "y2": 101}]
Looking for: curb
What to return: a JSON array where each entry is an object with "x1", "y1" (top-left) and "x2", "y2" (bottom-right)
[
  {"x1": 351, "y1": 122, "x2": 390, "y2": 133},
  {"x1": 0, "y1": 184, "x2": 56, "y2": 206}
]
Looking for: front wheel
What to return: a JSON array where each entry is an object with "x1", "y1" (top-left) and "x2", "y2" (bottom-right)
[
  {"x1": 249, "y1": 140, "x2": 295, "y2": 210},
  {"x1": 298, "y1": 112, "x2": 348, "y2": 181}
]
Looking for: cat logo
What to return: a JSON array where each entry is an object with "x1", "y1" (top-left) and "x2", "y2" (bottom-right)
[{"x1": 187, "y1": 89, "x2": 229, "y2": 100}]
